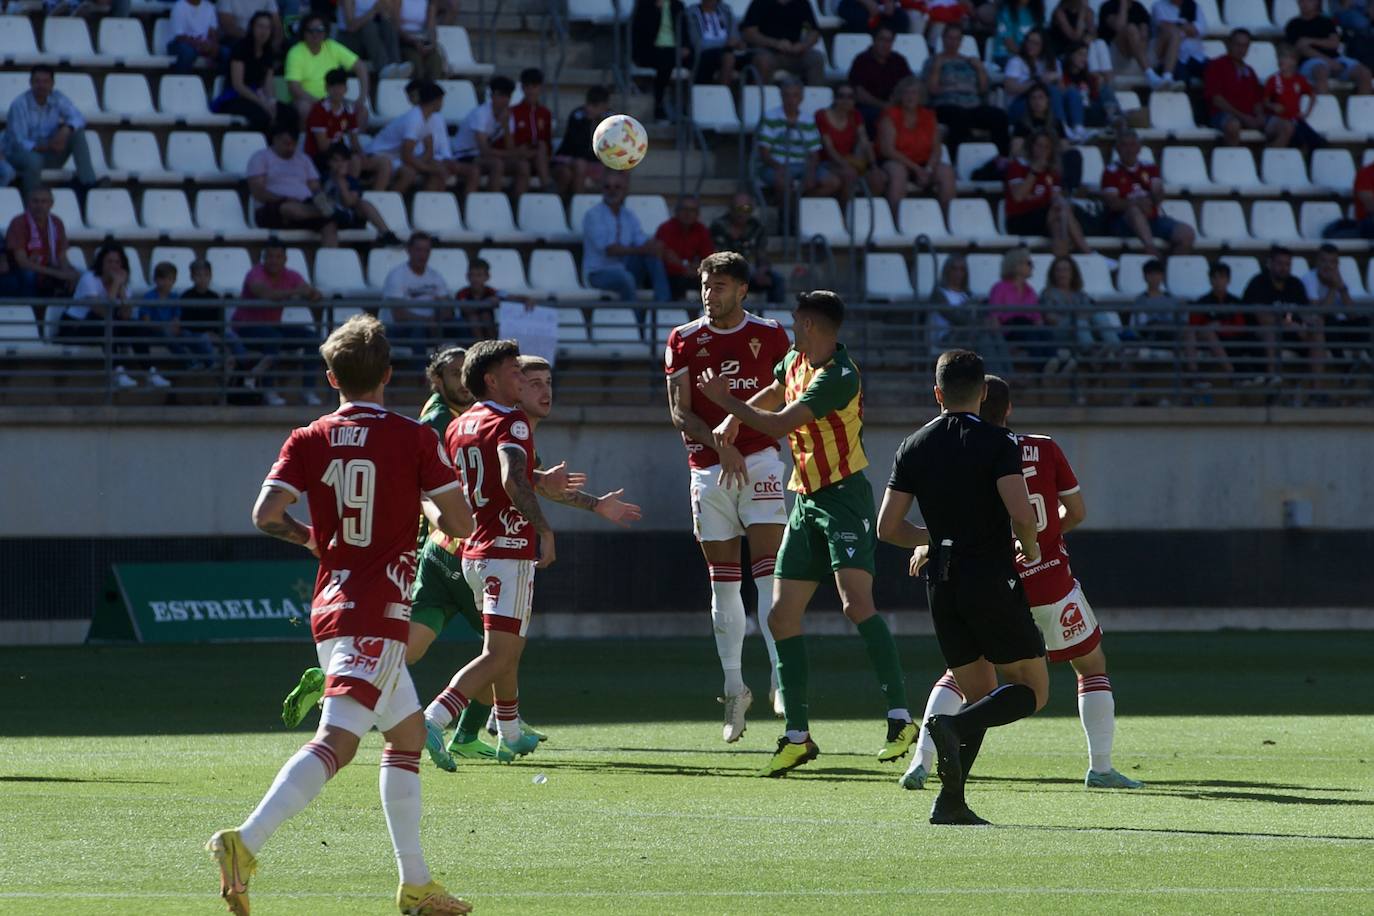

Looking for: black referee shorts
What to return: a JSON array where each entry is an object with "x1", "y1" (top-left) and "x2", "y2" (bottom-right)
[{"x1": 926, "y1": 568, "x2": 1045, "y2": 668}]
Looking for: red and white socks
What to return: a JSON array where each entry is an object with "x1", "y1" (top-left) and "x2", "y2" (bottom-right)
[
  {"x1": 426, "y1": 685, "x2": 470, "y2": 729},
  {"x1": 493, "y1": 697, "x2": 523, "y2": 743},
  {"x1": 237, "y1": 739, "x2": 338, "y2": 855},
  {"x1": 380, "y1": 747, "x2": 430, "y2": 886},
  {"x1": 1077, "y1": 674, "x2": 1116, "y2": 773},
  {"x1": 915, "y1": 672, "x2": 966, "y2": 772},
  {"x1": 752, "y1": 554, "x2": 779, "y2": 672},
  {"x1": 708, "y1": 562, "x2": 747, "y2": 696}
]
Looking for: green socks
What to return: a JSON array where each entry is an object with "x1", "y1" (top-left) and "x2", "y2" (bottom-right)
[
  {"x1": 856, "y1": 615, "x2": 908, "y2": 712},
  {"x1": 454, "y1": 700, "x2": 492, "y2": 742},
  {"x1": 775, "y1": 635, "x2": 810, "y2": 735}
]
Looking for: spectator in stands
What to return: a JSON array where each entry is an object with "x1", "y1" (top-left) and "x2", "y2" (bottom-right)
[
  {"x1": 1100, "y1": 129, "x2": 1194, "y2": 258},
  {"x1": 140, "y1": 261, "x2": 212, "y2": 373},
  {"x1": 62, "y1": 242, "x2": 147, "y2": 390},
  {"x1": 554, "y1": 86, "x2": 612, "y2": 196},
  {"x1": 1304, "y1": 243, "x2": 1368, "y2": 366},
  {"x1": 655, "y1": 196, "x2": 715, "y2": 299},
  {"x1": 285, "y1": 14, "x2": 373, "y2": 127},
  {"x1": 454, "y1": 257, "x2": 504, "y2": 340},
  {"x1": 1184, "y1": 260, "x2": 1241, "y2": 381},
  {"x1": 1048, "y1": 0, "x2": 1094, "y2": 58},
  {"x1": 837, "y1": 0, "x2": 910, "y2": 36},
  {"x1": 878, "y1": 78, "x2": 955, "y2": 216},
  {"x1": 45, "y1": 0, "x2": 117, "y2": 16},
  {"x1": 455, "y1": 75, "x2": 534, "y2": 197},
  {"x1": 1130, "y1": 257, "x2": 1181, "y2": 345},
  {"x1": 4, "y1": 66, "x2": 100, "y2": 197},
  {"x1": 1324, "y1": 155, "x2": 1374, "y2": 238},
  {"x1": 1150, "y1": 0, "x2": 1208, "y2": 84},
  {"x1": 1004, "y1": 130, "x2": 1091, "y2": 257},
  {"x1": 336, "y1": 0, "x2": 411, "y2": 80},
  {"x1": 633, "y1": 0, "x2": 690, "y2": 123},
  {"x1": 1061, "y1": 42, "x2": 1120, "y2": 134},
  {"x1": 235, "y1": 239, "x2": 324, "y2": 406},
  {"x1": 169, "y1": 0, "x2": 232, "y2": 74},
  {"x1": 1205, "y1": 29, "x2": 1295, "y2": 147},
  {"x1": 1043, "y1": 255, "x2": 1123, "y2": 356},
  {"x1": 180, "y1": 258, "x2": 247, "y2": 374},
  {"x1": 583, "y1": 172, "x2": 672, "y2": 307},
  {"x1": 217, "y1": 0, "x2": 283, "y2": 50},
  {"x1": 849, "y1": 27, "x2": 913, "y2": 132},
  {"x1": 247, "y1": 123, "x2": 340, "y2": 247},
  {"x1": 1098, "y1": 0, "x2": 1167, "y2": 87},
  {"x1": 989, "y1": 246, "x2": 1065, "y2": 373},
  {"x1": 1264, "y1": 45, "x2": 1326, "y2": 151},
  {"x1": 994, "y1": 0, "x2": 1043, "y2": 67},
  {"x1": 710, "y1": 191, "x2": 785, "y2": 303},
  {"x1": 369, "y1": 80, "x2": 454, "y2": 193},
  {"x1": 1011, "y1": 83, "x2": 1083, "y2": 189},
  {"x1": 1, "y1": 186, "x2": 78, "y2": 316},
  {"x1": 757, "y1": 79, "x2": 842, "y2": 204},
  {"x1": 928, "y1": 254, "x2": 1014, "y2": 373},
  {"x1": 926, "y1": 24, "x2": 1011, "y2": 156},
  {"x1": 510, "y1": 69, "x2": 555, "y2": 195},
  {"x1": 212, "y1": 11, "x2": 294, "y2": 135},
  {"x1": 307, "y1": 68, "x2": 393, "y2": 188},
  {"x1": 816, "y1": 82, "x2": 888, "y2": 203},
  {"x1": 1286, "y1": 0, "x2": 1374, "y2": 94},
  {"x1": 686, "y1": 0, "x2": 750, "y2": 86},
  {"x1": 321, "y1": 143, "x2": 402, "y2": 244},
  {"x1": 397, "y1": 0, "x2": 446, "y2": 80},
  {"x1": 1242, "y1": 245, "x2": 1318, "y2": 386},
  {"x1": 741, "y1": 0, "x2": 825, "y2": 85},
  {"x1": 382, "y1": 231, "x2": 449, "y2": 347},
  {"x1": 0, "y1": 148, "x2": 13, "y2": 189},
  {"x1": 1004, "y1": 29, "x2": 1065, "y2": 122}
]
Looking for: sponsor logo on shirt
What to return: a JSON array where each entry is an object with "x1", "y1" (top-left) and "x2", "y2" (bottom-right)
[{"x1": 1060, "y1": 602, "x2": 1087, "y2": 640}]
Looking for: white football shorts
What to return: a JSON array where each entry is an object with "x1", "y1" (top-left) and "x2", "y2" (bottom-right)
[
  {"x1": 689, "y1": 448, "x2": 789, "y2": 542},
  {"x1": 1029, "y1": 580, "x2": 1103, "y2": 663},
  {"x1": 316, "y1": 635, "x2": 419, "y2": 737},
  {"x1": 462, "y1": 556, "x2": 536, "y2": 638}
]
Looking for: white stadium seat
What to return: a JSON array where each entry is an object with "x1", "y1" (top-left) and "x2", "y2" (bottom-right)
[
  {"x1": 97, "y1": 17, "x2": 169, "y2": 65},
  {"x1": 1162, "y1": 146, "x2": 1213, "y2": 191},
  {"x1": 0, "y1": 187, "x2": 21, "y2": 223},
  {"x1": 567, "y1": 0, "x2": 629, "y2": 23},
  {"x1": 51, "y1": 188, "x2": 96, "y2": 241},
  {"x1": 477, "y1": 248, "x2": 536, "y2": 296},
  {"x1": 799, "y1": 197, "x2": 850, "y2": 247},
  {"x1": 142, "y1": 189, "x2": 211, "y2": 240},
  {"x1": 1248, "y1": 201, "x2": 1300, "y2": 244},
  {"x1": 109, "y1": 131, "x2": 180, "y2": 183},
  {"x1": 463, "y1": 192, "x2": 532, "y2": 243},
  {"x1": 205, "y1": 247, "x2": 254, "y2": 294},
  {"x1": 376, "y1": 79, "x2": 412, "y2": 123},
  {"x1": 436, "y1": 26, "x2": 494, "y2": 77},
  {"x1": 284, "y1": 248, "x2": 312, "y2": 284},
  {"x1": 361, "y1": 191, "x2": 411, "y2": 238},
  {"x1": 864, "y1": 253, "x2": 914, "y2": 301},
  {"x1": 1196, "y1": 0, "x2": 1226, "y2": 34},
  {"x1": 0, "y1": 16, "x2": 41, "y2": 64},
  {"x1": 1270, "y1": 0, "x2": 1299, "y2": 28},
  {"x1": 1077, "y1": 144, "x2": 1105, "y2": 188},
  {"x1": 966, "y1": 254, "x2": 1004, "y2": 296},
  {"x1": 1166, "y1": 255, "x2": 1211, "y2": 299},
  {"x1": 196, "y1": 190, "x2": 268, "y2": 241},
  {"x1": 365, "y1": 247, "x2": 407, "y2": 292},
  {"x1": 313, "y1": 249, "x2": 368, "y2": 297},
  {"x1": 893, "y1": 34, "x2": 929, "y2": 72},
  {"x1": 102, "y1": 73, "x2": 165, "y2": 124},
  {"x1": 43, "y1": 18, "x2": 106, "y2": 66},
  {"x1": 167, "y1": 131, "x2": 228, "y2": 182},
  {"x1": 1299, "y1": 202, "x2": 1344, "y2": 241},
  {"x1": 1260, "y1": 148, "x2": 1310, "y2": 193},
  {"x1": 691, "y1": 85, "x2": 739, "y2": 132},
  {"x1": 122, "y1": 247, "x2": 148, "y2": 294},
  {"x1": 1306, "y1": 95, "x2": 1346, "y2": 136},
  {"x1": 437, "y1": 79, "x2": 479, "y2": 126},
  {"x1": 1028, "y1": 253, "x2": 1056, "y2": 292},
  {"x1": 1345, "y1": 97, "x2": 1374, "y2": 140},
  {"x1": 1220, "y1": 255, "x2": 1261, "y2": 295},
  {"x1": 1340, "y1": 257, "x2": 1368, "y2": 297},
  {"x1": 159, "y1": 74, "x2": 232, "y2": 126},
  {"x1": 568, "y1": 194, "x2": 603, "y2": 234},
  {"x1": 1160, "y1": 199, "x2": 1202, "y2": 236},
  {"x1": 411, "y1": 191, "x2": 474, "y2": 242},
  {"x1": 949, "y1": 198, "x2": 1006, "y2": 244},
  {"x1": 801, "y1": 87, "x2": 834, "y2": 121},
  {"x1": 529, "y1": 249, "x2": 604, "y2": 302},
  {"x1": 220, "y1": 132, "x2": 266, "y2": 175},
  {"x1": 625, "y1": 195, "x2": 671, "y2": 235},
  {"x1": 829, "y1": 33, "x2": 872, "y2": 78},
  {"x1": 1147, "y1": 92, "x2": 1206, "y2": 136},
  {"x1": 1115, "y1": 254, "x2": 1152, "y2": 296},
  {"x1": 86, "y1": 188, "x2": 156, "y2": 240},
  {"x1": 1245, "y1": 40, "x2": 1278, "y2": 80},
  {"x1": 955, "y1": 142, "x2": 1000, "y2": 182},
  {"x1": 1222, "y1": 0, "x2": 1275, "y2": 32},
  {"x1": 897, "y1": 198, "x2": 951, "y2": 245},
  {"x1": 54, "y1": 73, "x2": 111, "y2": 124},
  {"x1": 428, "y1": 248, "x2": 470, "y2": 291},
  {"x1": 1199, "y1": 200, "x2": 1250, "y2": 243},
  {"x1": 585, "y1": 308, "x2": 650, "y2": 358},
  {"x1": 739, "y1": 86, "x2": 783, "y2": 130},
  {"x1": 1310, "y1": 149, "x2": 1355, "y2": 194},
  {"x1": 1074, "y1": 253, "x2": 1117, "y2": 298},
  {"x1": 1209, "y1": 147, "x2": 1265, "y2": 193},
  {"x1": 518, "y1": 194, "x2": 577, "y2": 243},
  {"x1": 847, "y1": 198, "x2": 905, "y2": 248}
]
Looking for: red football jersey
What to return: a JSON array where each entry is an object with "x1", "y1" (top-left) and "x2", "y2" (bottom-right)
[
  {"x1": 1101, "y1": 161, "x2": 1161, "y2": 219},
  {"x1": 664, "y1": 312, "x2": 791, "y2": 470},
  {"x1": 1015, "y1": 433, "x2": 1080, "y2": 606},
  {"x1": 265, "y1": 402, "x2": 462, "y2": 643},
  {"x1": 1004, "y1": 159, "x2": 1058, "y2": 218},
  {"x1": 1263, "y1": 72, "x2": 1311, "y2": 121},
  {"x1": 305, "y1": 99, "x2": 359, "y2": 157},
  {"x1": 446, "y1": 401, "x2": 538, "y2": 561}
]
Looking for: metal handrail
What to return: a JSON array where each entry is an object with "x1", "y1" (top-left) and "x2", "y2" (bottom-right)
[
  {"x1": 543, "y1": 0, "x2": 570, "y2": 126},
  {"x1": 846, "y1": 174, "x2": 875, "y2": 300},
  {"x1": 738, "y1": 62, "x2": 763, "y2": 192}
]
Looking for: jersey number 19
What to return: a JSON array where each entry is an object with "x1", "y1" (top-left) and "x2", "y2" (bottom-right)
[{"x1": 323, "y1": 458, "x2": 376, "y2": 547}]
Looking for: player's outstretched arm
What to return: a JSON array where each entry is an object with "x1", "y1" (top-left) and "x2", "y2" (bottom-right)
[
  {"x1": 424, "y1": 489, "x2": 475, "y2": 540},
  {"x1": 696, "y1": 370, "x2": 814, "y2": 440},
  {"x1": 876, "y1": 488, "x2": 930, "y2": 549},
  {"x1": 1059, "y1": 491, "x2": 1086, "y2": 534},
  {"x1": 996, "y1": 474, "x2": 1041, "y2": 565},
  {"x1": 542, "y1": 483, "x2": 643, "y2": 527},
  {"x1": 500, "y1": 446, "x2": 556, "y2": 568},
  {"x1": 252, "y1": 485, "x2": 317, "y2": 556},
  {"x1": 669, "y1": 373, "x2": 749, "y2": 489},
  {"x1": 534, "y1": 461, "x2": 588, "y2": 499}
]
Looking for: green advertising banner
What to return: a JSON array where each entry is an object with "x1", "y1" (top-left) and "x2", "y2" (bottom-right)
[{"x1": 89, "y1": 561, "x2": 318, "y2": 643}]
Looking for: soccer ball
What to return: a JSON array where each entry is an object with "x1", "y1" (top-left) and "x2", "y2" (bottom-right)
[{"x1": 592, "y1": 115, "x2": 648, "y2": 171}]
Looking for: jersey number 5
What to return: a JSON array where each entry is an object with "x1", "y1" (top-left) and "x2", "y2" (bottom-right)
[
  {"x1": 1022, "y1": 466, "x2": 1048, "y2": 533},
  {"x1": 322, "y1": 458, "x2": 376, "y2": 547},
  {"x1": 452, "y1": 446, "x2": 490, "y2": 508}
]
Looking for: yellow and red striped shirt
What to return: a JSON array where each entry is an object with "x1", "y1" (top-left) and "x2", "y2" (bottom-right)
[{"x1": 774, "y1": 344, "x2": 867, "y2": 494}]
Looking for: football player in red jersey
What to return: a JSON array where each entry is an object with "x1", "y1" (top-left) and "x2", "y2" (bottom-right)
[
  {"x1": 207, "y1": 315, "x2": 476, "y2": 916},
  {"x1": 904, "y1": 375, "x2": 1142, "y2": 792},
  {"x1": 665, "y1": 252, "x2": 793, "y2": 742},
  {"x1": 423, "y1": 340, "x2": 557, "y2": 764}
]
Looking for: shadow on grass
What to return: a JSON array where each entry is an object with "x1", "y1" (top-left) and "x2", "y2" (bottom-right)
[
  {"x1": 975, "y1": 775, "x2": 1362, "y2": 794},
  {"x1": 1002, "y1": 822, "x2": 1374, "y2": 843},
  {"x1": 0, "y1": 775, "x2": 168, "y2": 785},
  {"x1": 528, "y1": 757, "x2": 897, "y2": 784}
]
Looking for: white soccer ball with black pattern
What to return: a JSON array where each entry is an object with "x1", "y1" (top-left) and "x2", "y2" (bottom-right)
[{"x1": 593, "y1": 115, "x2": 649, "y2": 171}]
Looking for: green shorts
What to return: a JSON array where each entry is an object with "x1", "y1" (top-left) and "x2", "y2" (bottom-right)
[
  {"x1": 410, "y1": 540, "x2": 481, "y2": 636},
  {"x1": 775, "y1": 473, "x2": 878, "y2": 582}
]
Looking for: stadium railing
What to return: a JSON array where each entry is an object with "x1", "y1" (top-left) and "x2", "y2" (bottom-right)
[{"x1": 1, "y1": 298, "x2": 1371, "y2": 408}]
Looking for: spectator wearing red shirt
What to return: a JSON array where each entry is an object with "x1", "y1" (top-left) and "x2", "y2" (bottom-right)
[
  {"x1": 1204, "y1": 29, "x2": 1294, "y2": 147},
  {"x1": 1, "y1": 186, "x2": 78, "y2": 322},
  {"x1": 509, "y1": 68, "x2": 554, "y2": 194},
  {"x1": 1099, "y1": 129, "x2": 1194, "y2": 258},
  {"x1": 1263, "y1": 44, "x2": 1325, "y2": 151},
  {"x1": 1185, "y1": 260, "x2": 1243, "y2": 380},
  {"x1": 877, "y1": 78, "x2": 955, "y2": 220},
  {"x1": 306, "y1": 68, "x2": 394, "y2": 189},
  {"x1": 1004, "y1": 130, "x2": 1090, "y2": 257},
  {"x1": 848, "y1": 27, "x2": 912, "y2": 132},
  {"x1": 654, "y1": 196, "x2": 715, "y2": 299},
  {"x1": 234, "y1": 239, "x2": 324, "y2": 406}
]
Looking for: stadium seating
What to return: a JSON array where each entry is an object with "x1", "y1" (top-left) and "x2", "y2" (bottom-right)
[
  {"x1": 42, "y1": 17, "x2": 105, "y2": 67},
  {"x1": 86, "y1": 188, "x2": 156, "y2": 240},
  {"x1": 0, "y1": 16, "x2": 41, "y2": 65},
  {"x1": 101, "y1": 73, "x2": 163, "y2": 125},
  {"x1": 436, "y1": 26, "x2": 495, "y2": 77},
  {"x1": 149, "y1": 245, "x2": 198, "y2": 285},
  {"x1": 142, "y1": 189, "x2": 211, "y2": 241},
  {"x1": 195, "y1": 190, "x2": 269, "y2": 242},
  {"x1": 166, "y1": 131, "x2": 227, "y2": 182},
  {"x1": 412, "y1": 191, "x2": 475, "y2": 243},
  {"x1": 477, "y1": 247, "x2": 537, "y2": 296},
  {"x1": 864, "y1": 253, "x2": 914, "y2": 302},
  {"x1": 97, "y1": 18, "x2": 171, "y2": 66},
  {"x1": 518, "y1": 194, "x2": 578, "y2": 244},
  {"x1": 463, "y1": 192, "x2": 533, "y2": 243},
  {"x1": 220, "y1": 133, "x2": 267, "y2": 175},
  {"x1": 109, "y1": 131, "x2": 179, "y2": 183},
  {"x1": 529, "y1": 249, "x2": 606, "y2": 301},
  {"x1": 206, "y1": 247, "x2": 255, "y2": 294},
  {"x1": 1248, "y1": 201, "x2": 1301, "y2": 245},
  {"x1": 314, "y1": 249, "x2": 369, "y2": 297}
]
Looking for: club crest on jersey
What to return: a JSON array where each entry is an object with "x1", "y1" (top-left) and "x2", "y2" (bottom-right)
[
  {"x1": 748, "y1": 337, "x2": 761, "y2": 357},
  {"x1": 1060, "y1": 602, "x2": 1087, "y2": 640},
  {"x1": 499, "y1": 507, "x2": 529, "y2": 536},
  {"x1": 510, "y1": 420, "x2": 531, "y2": 441}
]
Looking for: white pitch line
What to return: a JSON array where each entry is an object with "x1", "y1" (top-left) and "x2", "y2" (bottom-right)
[{"x1": 3, "y1": 888, "x2": 1374, "y2": 900}]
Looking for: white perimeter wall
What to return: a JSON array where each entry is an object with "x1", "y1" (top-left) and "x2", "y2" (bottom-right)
[{"x1": 2, "y1": 406, "x2": 1370, "y2": 536}]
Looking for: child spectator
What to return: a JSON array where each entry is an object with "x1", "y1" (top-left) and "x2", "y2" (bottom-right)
[
  {"x1": 1060, "y1": 42, "x2": 1119, "y2": 134},
  {"x1": 553, "y1": 86, "x2": 611, "y2": 196},
  {"x1": 1130, "y1": 258, "x2": 1180, "y2": 346},
  {"x1": 306, "y1": 68, "x2": 394, "y2": 188},
  {"x1": 509, "y1": 68, "x2": 554, "y2": 194},
  {"x1": 140, "y1": 261, "x2": 208, "y2": 379},
  {"x1": 181, "y1": 258, "x2": 249, "y2": 375},
  {"x1": 1185, "y1": 260, "x2": 1243, "y2": 383},
  {"x1": 453, "y1": 257, "x2": 505, "y2": 341},
  {"x1": 321, "y1": 143, "x2": 402, "y2": 245},
  {"x1": 1263, "y1": 45, "x2": 1325, "y2": 151}
]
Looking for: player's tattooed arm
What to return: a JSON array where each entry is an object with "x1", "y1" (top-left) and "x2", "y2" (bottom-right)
[
  {"x1": 501, "y1": 447, "x2": 557, "y2": 567},
  {"x1": 669, "y1": 373, "x2": 749, "y2": 489},
  {"x1": 252, "y1": 485, "x2": 318, "y2": 555},
  {"x1": 546, "y1": 486, "x2": 643, "y2": 527}
]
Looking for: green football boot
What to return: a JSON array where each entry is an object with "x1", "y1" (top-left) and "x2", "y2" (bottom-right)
[
  {"x1": 281, "y1": 667, "x2": 325, "y2": 728},
  {"x1": 495, "y1": 732, "x2": 540, "y2": 763},
  {"x1": 1086, "y1": 768, "x2": 1143, "y2": 789}
]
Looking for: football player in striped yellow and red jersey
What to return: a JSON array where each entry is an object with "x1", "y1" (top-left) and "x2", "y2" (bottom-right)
[{"x1": 697, "y1": 291, "x2": 916, "y2": 778}]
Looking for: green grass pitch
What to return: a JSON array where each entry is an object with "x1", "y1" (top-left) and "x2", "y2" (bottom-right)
[{"x1": 1, "y1": 632, "x2": 1371, "y2": 915}]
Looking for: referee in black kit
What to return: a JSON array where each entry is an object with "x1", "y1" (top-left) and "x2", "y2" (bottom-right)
[{"x1": 876, "y1": 349, "x2": 1049, "y2": 826}]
